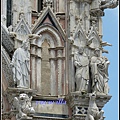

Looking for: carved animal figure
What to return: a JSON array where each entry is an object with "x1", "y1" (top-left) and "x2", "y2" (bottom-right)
[
  {"x1": 13, "y1": 93, "x2": 35, "y2": 119},
  {"x1": 85, "y1": 93, "x2": 104, "y2": 120}
]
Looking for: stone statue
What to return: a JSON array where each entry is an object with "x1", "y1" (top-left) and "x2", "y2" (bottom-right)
[
  {"x1": 85, "y1": 92, "x2": 104, "y2": 120},
  {"x1": 74, "y1": 47, "x2": 89, "y2": 94},
  {"x1": 90, "y1": 48, "x2": 110, "y2": 95},
  {"x1": 10, "y1": 40, "x2": 30, "y2": 88},
  {"x1": 13, "y1": 93, "x2": 35, "y2": 119}
]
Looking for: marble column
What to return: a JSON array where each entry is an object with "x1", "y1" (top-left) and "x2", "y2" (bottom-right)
[
  {"x1": 99, "y1": 17, "x2": 102, "y2": 38},
  {"x1": 30, "y1": 44, "x2": 36, "y2": 89},
  {"x1": 49, "y1": 49, "x2": 56, "y2": 95},
  {"x1": 1, "y1": 0, "x2": 7, "y2": 25},
  {"x1": 36, "y1": 47, "x2": 42, "y2": 93},
  {"x1": 27, "y1": 6, "x2": 32, "y2": 28},
  {"x1": 57, "y1": 49, "x2": 63, "y2": 95},
  {"x1": 69, "y1": 0, "x2": 76, "y2": 33},
  {"x1": 84, "y1": 2, "x2": 90, "y2": 33},
  {"x1": 71, "y1": 54, "x2": 75, "y2": 92}
]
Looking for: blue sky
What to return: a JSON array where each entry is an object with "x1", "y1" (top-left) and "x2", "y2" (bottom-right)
[{"x1": 102, "y1": 6, "x2": 119, "y2": 120}]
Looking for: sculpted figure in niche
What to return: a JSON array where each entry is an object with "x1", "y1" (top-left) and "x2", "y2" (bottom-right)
[
  {"x1": 74, "y1": 47, "x2": 89, "y2": 94},
  {"x1": 85, "y1": 92, "x2": 104, "y2": 120},
  {"x1": 90, "y1": 48, "x2": 110, "y2": 95},
  {"x1": 13, "y1": 93, "x2": 35, "y2": 119},
  {"x1": 10, "y1": 40, "x2": 30, "y2": 88}
]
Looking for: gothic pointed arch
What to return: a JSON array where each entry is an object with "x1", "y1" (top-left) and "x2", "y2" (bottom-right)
[
  {"x1": 30, "y1": 23, "x2": 65, "y2": 96},
  {"x1": 32, "y1": 6, "x2": 66, "y2": 41},
  {"x1": 87, "y1": 26, "x2": 101, "y2": 50},
  {"x1": 73, "y1": 23, "x2": 87, "y2": 48},
  {"x1": 13, "y1": 18, "x2": 32, "y2": 48}
]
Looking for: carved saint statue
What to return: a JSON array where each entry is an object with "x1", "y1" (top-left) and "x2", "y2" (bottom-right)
[
  {"x1": 85, "y1": 92, "x2": 104, "y2": 120},
  {"x1": 10, "y1": 40, "x2": 30, "y2": 88},
  {"x1": 90, "y1": 48, "x2": 110, "y2": 95},
  {"x1": 13, "y1": 93, "x2": 35, "y2": 119},
  {"x1": 74, "y1": 47, "x2": 89, "y2": 94}
]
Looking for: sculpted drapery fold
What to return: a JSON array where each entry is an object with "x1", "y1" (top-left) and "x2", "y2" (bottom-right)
[{"x1": 74, "y1": 47, "x2": 89, "y2": 93}]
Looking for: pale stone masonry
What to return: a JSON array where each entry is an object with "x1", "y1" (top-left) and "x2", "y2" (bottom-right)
[{"x1": 1, "y1": 0, "x2": 118, "y2": 120}]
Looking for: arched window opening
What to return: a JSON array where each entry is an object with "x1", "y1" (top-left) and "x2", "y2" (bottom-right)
[
  {"x1": 38, "y1": 0, "x2": 43, "y2": 12},
  {"x1": 7, "y1": 0, "x2": 12, "y2": 27}
]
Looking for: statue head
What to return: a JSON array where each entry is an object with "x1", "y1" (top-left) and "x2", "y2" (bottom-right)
[
  {"x1": 78, "y1": 47, "x2": 84, "y2": 54},
  {"x1": 1, "y1": 15, "x2": 6, "y2": 26},
  {"x1": 21, "y1": 39, "x2": 29, "y2": 50},
  {"x1": 19, "y1": 93, "x2": 29, "y2": 103},
  {"x1": 89, "y1": 92, "x2": 96, "y2": 101},
  {"x1": 94, "y1": 48, "x2": 100, "y2": 57}
]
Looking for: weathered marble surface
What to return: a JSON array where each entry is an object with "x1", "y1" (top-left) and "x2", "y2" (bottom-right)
[
  {"x1": 74, "y1": 47, "x2": 89, "y2": 94},
  {"x1": 85, "y1": 93, "x2": 104, "y2": 120},
  {"x1": 10, "y1": 40, "x2": 30, "y2": 88},
  {"x1": 90, "y1": 48, "x2": 110, "y2": 95},
  {"x1": 13, "y1": 93, "x2": 35, "y2": 119}
]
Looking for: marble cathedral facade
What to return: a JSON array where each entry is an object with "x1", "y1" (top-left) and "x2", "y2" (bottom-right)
[{"x1": 1, "y1": 0, "x2": 118, "y2": 120}]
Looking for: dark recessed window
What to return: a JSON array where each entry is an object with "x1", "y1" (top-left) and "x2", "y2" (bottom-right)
[
  {"x1": 38, "y1": 0, "x2": 43, "y2": 12},
  {"x1": 7, "y1": 0, "x2": 12, "y2": 27}
]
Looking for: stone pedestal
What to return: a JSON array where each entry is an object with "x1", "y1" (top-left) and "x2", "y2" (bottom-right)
[{"x1": 66, "y1": 92, "x2": 111, "y2": 120}]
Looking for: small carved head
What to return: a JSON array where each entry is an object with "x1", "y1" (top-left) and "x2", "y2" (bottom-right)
[
  {"x1": 19, "y1": 93, "x2": 29, "y2": 102},
  {"x1": 89, "y1": 92, "x2": 96, "y2": 100},
  {"x1": 94, "y1": 48, "x2": 100, "y2": 57},
  {"x1": 78, "y1": 47, "x2": 84, "y2": 54},
  {"x1": 21, "y1": 40, "x2": 29, "y2": 50},
  {"x1": 1, "y1": 15, "x2": 6, "y2": 23}
]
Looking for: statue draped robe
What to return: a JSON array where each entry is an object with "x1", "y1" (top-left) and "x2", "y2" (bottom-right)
[
  {"x1": 12, "y1": 47, "x2": 30, "y2": 88},
  {"x1": 90, "y1": 56, "x2": 110, "y2": 94},
  {"x1": 74, "y1": 52, "x2": 89, "y2": 92}
]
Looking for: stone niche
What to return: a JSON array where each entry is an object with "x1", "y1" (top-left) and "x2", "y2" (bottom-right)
[{"x1": 30, "y1": 31, "x2": 65, "y2": 96}]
